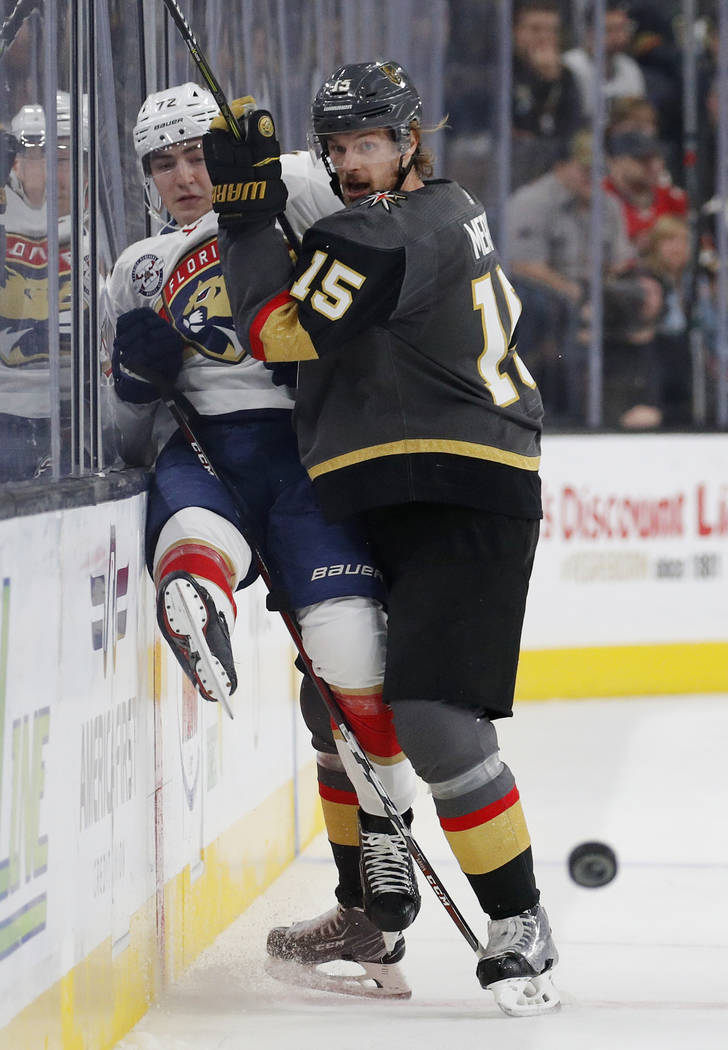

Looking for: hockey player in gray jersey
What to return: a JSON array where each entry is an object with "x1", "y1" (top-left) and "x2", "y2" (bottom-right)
[
  {"x1": 106, "y1": 82, "x2": 421, "y2": 997},
  {"x1": 205, "y1": 60, "x2": 560, "y2": 1016}
]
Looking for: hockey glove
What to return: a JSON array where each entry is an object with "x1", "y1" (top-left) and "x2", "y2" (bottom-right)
[
  {"x1": 112, "y1": 307, "x2": 184, "y2": 403},
  {"x1": 203, "y1": 97, "x2": 287, "y2": 230},
  {"x1": 264, "y1": 360, "x2": 297, "y2": 388}
]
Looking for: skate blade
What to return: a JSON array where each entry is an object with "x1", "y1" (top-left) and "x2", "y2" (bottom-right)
[
  {"x1": 488, "y1": 969, "x2": 560, "y2": 1016},
  {"x1": 163, "y1": 578, "x2": 234, "y2": 719},
  {"x1": 264, "y1": 955, "x2": 411, "y2": 999}
]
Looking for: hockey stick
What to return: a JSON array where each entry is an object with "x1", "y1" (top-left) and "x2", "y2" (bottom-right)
[
  {"x1": 158, "y1": 384, "x2": 486, "y2": 957},
  {"x1": 159, "y1": 0, "x2": 301, "y2": 254},
  {"x1": 0, "y1": 0, "x2": 40, "y2": 59}
]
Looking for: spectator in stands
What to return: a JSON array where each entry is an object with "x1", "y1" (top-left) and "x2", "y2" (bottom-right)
[
  {"x1": 628, "y1": 3, "x2": 683, "y2": 182},
  {"x1": 604, "y1": 130, "x2": 687, "y2": 251},
  {"x1": 442, "y1": 0, "x2": 496, "y2": 205},
  {"x1": 696, "y1": 14, "x2": 720, "y2": 209},
  {"x1": 640, "y1": 214, "x2": 694, "y2": 426},
  {"x1": 506, "y1": 130, "x2": 633, "y2": 424},
  {"x1": 511, "y1": 0, "x2": 584, "y2": 189},
  {"x1": 601, "y1": 266, "x2": 665, "y2": 429},
  {"x1": 607, "y1": 93, "x2": 659, "y2": 138},
  {"x1": 605, "y1": 95, "x2": 677, "y2": 193},
  {"x1": 697, "y1": 72, "x2": 719, "y2": 212},
  {"x1": 563, "y1": 0, "x2": 646, "y2": 120}
]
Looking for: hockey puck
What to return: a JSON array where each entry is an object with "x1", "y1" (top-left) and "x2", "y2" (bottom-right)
[{"x1": 567, "y1": 841, "x2": 618, "y2": 887}]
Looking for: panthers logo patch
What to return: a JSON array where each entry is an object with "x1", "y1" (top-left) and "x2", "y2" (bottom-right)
[
  {"x1": 162, "y1": 238, "x2": 244, "y2": 364},
  {"x1": 131, "y1": 253, "x2": 164, "y2": 297}
]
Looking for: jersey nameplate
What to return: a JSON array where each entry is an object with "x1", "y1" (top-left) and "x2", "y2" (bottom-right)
[{"x1": 463, "y1": 212, "x2": 495, "y2": 261}]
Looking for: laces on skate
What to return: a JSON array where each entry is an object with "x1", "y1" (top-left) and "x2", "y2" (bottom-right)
[{"x1": 358, "y1": 811, "x2": 421, "y2": 931}]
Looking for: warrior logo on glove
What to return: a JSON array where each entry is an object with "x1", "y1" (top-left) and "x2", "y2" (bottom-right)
[
  {"x1": 212, "y1": 180, "x2": 267, "y2": 205},
  {"x1": 203, "y1": 98, "x2": 288, "y2": 229}
]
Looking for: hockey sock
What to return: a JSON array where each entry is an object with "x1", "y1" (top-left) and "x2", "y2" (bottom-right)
[
  {"x1": 433, "y1": 783, "x2": 539, "y2": 920},
  {"x1": 155, "y1": 542, "x2": 237, "y2": 629},
  {"x1": 391, "y1": 698, "x2": 539, "y2": 920},
  {"x1": 329, "y1": 685, "x2": 415, "y2": 819},
  {"x1": 299, "y1": 674, "x2": 363, "y2": 907},
  {"x1": 314, "y1": 749, "x2": 362, "y2": 909}
]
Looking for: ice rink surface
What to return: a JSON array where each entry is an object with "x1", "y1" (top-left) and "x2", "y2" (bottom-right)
[{"x1": 116, "y1": 695, "x2": 728, "y2": 1050}]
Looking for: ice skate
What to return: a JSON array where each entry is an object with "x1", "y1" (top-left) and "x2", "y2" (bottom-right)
[
  {"x1": 476, "y1": 902, "x2": 560, "y2": 1016},
  {"x1": 157, "y1": 571, "x2": 237, "y2": 710},
  {"x1": 358, "y1": 809, "x2": 420, "y2": 932},
  {"x1": 265, "y1": 904, "x2": 411, "y2": 998}
]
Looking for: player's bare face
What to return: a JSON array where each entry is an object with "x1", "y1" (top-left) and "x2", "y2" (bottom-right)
[
  {"x1": 327, "y1": 129, "x2": 411, "y2": 206},
  {"x1": 149, "y1": 139, "x2": 212, "y2": 225},
  {"x1": 14, "y1": 146, "x2": 46, "y2": 207}
]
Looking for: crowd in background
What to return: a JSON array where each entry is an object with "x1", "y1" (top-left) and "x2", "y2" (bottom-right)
[
  {"x1": 445, "y1": 0, "x2": 725, "y2": 430},
  {"x1": 0, "y1": 0, "x2": 726, "y2": 486}
]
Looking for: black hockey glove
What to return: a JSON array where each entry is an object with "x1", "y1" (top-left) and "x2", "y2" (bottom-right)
[
  {"x1": 203, "y1": 96, "x2": 287, "y2": 230},
  {"x1": 112, "y1": 307, "x2": 184, "y2": 404},
  {"x1": 264, "y1": 360, "x2": 297, "y2": 388}
]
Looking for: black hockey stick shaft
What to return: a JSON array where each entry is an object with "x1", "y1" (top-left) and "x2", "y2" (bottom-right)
[
  {"x1": 159, "y1": 385, "x2": 485, "y2": 957},
  {"x1": 0, "y1": 0, "x2": 40, "y2": 58},
  {"x1": 159, "y1": 0, "x2": 301, "y2": 254}
]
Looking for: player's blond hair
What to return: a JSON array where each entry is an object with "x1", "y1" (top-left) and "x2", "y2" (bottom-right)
[{"x1": 411, "y1": 116, "x2": 448, "y2": 179}]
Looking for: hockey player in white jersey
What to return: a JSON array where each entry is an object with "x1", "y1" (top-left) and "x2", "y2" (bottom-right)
[
  {"x1": 0, "y1": 95, "x2": 77, "y2": 481},
  {"x1": 106, "y1": 83, "x2": 419, "y2": 997}
]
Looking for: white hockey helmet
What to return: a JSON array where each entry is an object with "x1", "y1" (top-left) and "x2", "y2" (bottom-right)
[
  {"x1": 10, "y1": 91, "x2": 86, "y2": 148},
  {"x1": 133, "y1": 82, "x2": 218, "y2": 218},
  {"x1": 11, "y1": 103, "x2": 46, "y2": 148},
  {"x1": 9, "y1": 92, "x2": 86, "y2": 205}
]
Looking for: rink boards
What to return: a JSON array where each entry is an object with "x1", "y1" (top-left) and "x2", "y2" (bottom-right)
[
  {"x1": 1, "y1": 433, "x2": 727, "y2": 1049},
  {"x1": 0, "y1": 485, "x2": 321, "y2": 1050}
]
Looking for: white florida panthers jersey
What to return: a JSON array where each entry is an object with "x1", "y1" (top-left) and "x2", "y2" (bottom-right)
[{"x1": 105, "y1": 151, "x2": 341, "y2": 460}]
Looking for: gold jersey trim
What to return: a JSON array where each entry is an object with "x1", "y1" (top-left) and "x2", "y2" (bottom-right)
[{"x1": 308, "y1": 437, "x2": 541, "y2": 479}]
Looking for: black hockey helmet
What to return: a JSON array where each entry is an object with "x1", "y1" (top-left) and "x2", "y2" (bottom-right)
[{"x1": 311, "y1": 60, "x2": 422, "y2": 153}]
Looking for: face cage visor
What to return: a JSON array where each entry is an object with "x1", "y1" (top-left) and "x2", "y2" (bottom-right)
[{"x1": 309, "y1": 122, "x2": 412, "y2": 166}]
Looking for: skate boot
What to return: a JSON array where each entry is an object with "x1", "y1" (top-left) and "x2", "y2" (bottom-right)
[
  {"x1": 157, "y1": 571, "x2": 237, "y2": 706},
  {"x1": 266, "y1": 904, "x2": 411, "y2": 998},
  {"x1": 358, "y1": 809, "x2": 420, "y2": 932},
  {"x1": 476, "y1": 902, "x2": 560, "y2": 1016}
]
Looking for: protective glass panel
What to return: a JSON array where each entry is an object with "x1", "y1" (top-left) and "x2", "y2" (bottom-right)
[{"x1": 2, "y1": 0, "x2": 726, "y2": 496}]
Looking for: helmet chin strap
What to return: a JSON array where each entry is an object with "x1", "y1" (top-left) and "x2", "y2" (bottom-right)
[
  {"x1": 322, "y1": 152, "x2": 344, "y2": 201},
  {"x1": 394, "y1": 151, "x2": 416, "y2": 191}
]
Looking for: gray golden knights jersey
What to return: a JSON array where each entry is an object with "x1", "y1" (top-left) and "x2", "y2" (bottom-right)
[
  {"x1": 105, "y1": 151, "x2": 341, "y2": 462},
  {"x1": 221, "y1": 179, "x2": 543, "y2": 522}
]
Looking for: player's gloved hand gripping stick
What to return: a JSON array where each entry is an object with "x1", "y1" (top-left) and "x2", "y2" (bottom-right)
[{"x1": 160, "y1": 0, "x2": 299, "y2": 251}]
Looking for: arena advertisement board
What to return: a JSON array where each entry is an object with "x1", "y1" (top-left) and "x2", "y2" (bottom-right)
[
  {"x1": 0, "y1": 495, "x2": 150, "y2": 1028},
  {"x1": 523, "y1": 434, "x2": 728, "y2": 650},
  {"x1": 0, "y1": 490, "x2": 309, "y2": 1043}
]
